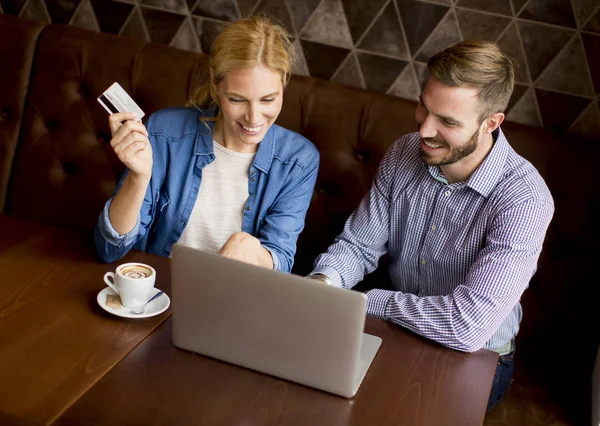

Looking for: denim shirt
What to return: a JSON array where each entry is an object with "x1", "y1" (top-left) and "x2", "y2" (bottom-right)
[{"x1": 94, "y1": 106, "x2": 320, "y2": 272}]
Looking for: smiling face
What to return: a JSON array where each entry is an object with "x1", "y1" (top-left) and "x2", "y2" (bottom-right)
[
  {"x1": 415, "y1": 76, "x2": 506, "y2": 184},
  {"x1": 213, "y1": 65, "x2": 284, "y2": 153},
  {"x1": 415, "y1": 77, "x2": 485, "y2": 168}
]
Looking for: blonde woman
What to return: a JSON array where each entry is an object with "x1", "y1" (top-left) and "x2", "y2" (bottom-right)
[{"x1": 95, "y1": 16, "x2": 319, "y2": 272}]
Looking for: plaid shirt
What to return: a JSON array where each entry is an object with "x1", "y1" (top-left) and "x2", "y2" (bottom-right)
[{"x1": 312, "y1": 129, "x2": 554, "y2": 352}]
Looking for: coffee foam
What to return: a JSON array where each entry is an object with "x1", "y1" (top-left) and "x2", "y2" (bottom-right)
[{"x1": 119, "y1": 265, "x2": 152, "y2": 279}]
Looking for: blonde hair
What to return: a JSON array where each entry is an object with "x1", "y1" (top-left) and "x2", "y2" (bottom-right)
[
  {"x1": 188, "y1": 15, "x2": 295, "y2": 121},
  {"x1": 427, "y1": 40, "x2": 515, "y2": 123}
]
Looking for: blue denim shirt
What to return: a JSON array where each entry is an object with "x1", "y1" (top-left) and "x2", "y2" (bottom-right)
[{"x1": 94, "y1": 106, "x2": 319, "y2": 272}]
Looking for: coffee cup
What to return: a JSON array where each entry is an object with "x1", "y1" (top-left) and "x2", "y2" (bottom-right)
[{"x1": 103, "y1": 262, "x2": 156, "y2": 309}]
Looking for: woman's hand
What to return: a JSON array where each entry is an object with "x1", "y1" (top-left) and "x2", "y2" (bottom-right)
[
  {"x1": 108, "y1": 112, "x2": 153, "y2": 179},
  {"x1": 219, "y1": 232, "x2": 274, "y2": 270}
]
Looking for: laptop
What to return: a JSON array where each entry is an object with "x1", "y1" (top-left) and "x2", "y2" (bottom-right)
[{"x1": 170, "y1": 243, "x2": 382, "y2": 398}]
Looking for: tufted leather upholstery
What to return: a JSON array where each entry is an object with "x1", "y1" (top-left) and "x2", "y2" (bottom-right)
[
  {"x1": 1, "y1": 15, "x2": 599, "y2": 424},
  {"x1": 0, "y1": 14, "x2": 45, "y2": 213}
]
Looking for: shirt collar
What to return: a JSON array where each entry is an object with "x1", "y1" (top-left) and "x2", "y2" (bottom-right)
[
  {"x1": 465, "y1": 127, "x2": 508, "y2": 197},
  {"x1": 192, "y1": 105, "x2": 274, "y2": 173}
]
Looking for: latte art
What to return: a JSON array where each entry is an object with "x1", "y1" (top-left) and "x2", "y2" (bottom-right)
[{"x1": 120, "y1": 265, "x2": 153, "y2": 279}]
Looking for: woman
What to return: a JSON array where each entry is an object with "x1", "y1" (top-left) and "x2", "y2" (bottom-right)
[{"x1": 94, "y1": 15, "x2": 319, "y2": 272}]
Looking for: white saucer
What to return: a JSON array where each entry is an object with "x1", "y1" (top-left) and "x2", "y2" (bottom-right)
[{"x1": 97, "y1": 287, "x2": 170, "y2": 319}]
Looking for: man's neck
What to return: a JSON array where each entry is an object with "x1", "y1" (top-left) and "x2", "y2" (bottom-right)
[{"x1": 440, "y1": 131, "x2": 495, "y2": 184}]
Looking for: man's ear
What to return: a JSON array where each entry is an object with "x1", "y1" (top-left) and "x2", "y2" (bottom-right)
[{"x1": 483, "y1": 112, "x2": 505, "y2": 134}]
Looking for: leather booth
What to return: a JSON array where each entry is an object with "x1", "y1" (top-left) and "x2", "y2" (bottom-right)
[{"x1": 1, "y1": 13, "x2": 598, "y2": 425}]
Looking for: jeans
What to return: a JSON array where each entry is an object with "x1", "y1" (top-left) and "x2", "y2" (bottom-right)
[{"x1": 486, "y1": 341, "x2": 515, "y2": 412}]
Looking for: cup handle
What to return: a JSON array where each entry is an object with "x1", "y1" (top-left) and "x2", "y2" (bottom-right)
[{"x1": 104, "y1": 272, "x2": 118, "y2": 294}]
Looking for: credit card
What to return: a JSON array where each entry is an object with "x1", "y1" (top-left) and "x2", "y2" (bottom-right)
[{"x1": 97, "y1": 82, "x2": 145, "y2": 122}]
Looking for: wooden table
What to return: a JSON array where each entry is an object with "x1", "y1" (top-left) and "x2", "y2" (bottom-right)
[
  {"x1": 57, "y1": 318, "x2": 498, "y2": 426},
  {"x1": 0, "y1": 214, "x2": 498, "y2": 426},
  {"x1": 0, "y1": 214, "x2": 171, "y2": 426}
]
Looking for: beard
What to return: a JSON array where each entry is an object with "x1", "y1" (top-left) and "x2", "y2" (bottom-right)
[{"x1": 419, "y1": 127, "x2": 480, "y2": 166}]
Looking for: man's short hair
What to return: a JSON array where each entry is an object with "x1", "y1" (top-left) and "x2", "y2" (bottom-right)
[{"x1": 427, "y1": 40, "x2": 515, "y2": 123}]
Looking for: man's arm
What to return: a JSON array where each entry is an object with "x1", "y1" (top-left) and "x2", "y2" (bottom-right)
[
  {"x1": 311, "y1": 140, "x2": 405, "y2": 287},
  {"x1": 367, "y1": 198, "x2": 554, "y2": 352}
]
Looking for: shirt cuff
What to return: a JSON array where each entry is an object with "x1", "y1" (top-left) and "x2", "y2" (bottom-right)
[
  {"x1": 98, "y1": 198, "x2": 140, "y2": 247},
  {"x1": 309, "y1": 265, "x2": 343, "y2": 287},
  {"x1": 366, "y1": 289, "x2": 395, "y2": 319},
  {"x1": 263, "y1": 246, "x2": 280, "y2": 271}
]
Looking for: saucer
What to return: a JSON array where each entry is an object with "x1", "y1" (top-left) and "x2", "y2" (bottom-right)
[{"x1": 97, "y1": 287, "x2": 170, "y2": 319}]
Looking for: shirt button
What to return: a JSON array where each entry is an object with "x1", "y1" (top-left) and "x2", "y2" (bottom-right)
[
  {"x1": 421, "y1": 258, "x2": 426, "y2": 265},
  {"x1": 250, "y1": 169, "x2": 256, "y2": 176},
  {"x1": 250, "y1": 177, "x2": 255, "y2": 183},
  {"x1": 193, "y1": 186, "x2": 198, "y2": 193},
  {"x1": 431, "y1": 225, "x2": 436, "y2": 231},
  {"x1": 245, "y1": 205, "x2": 251, "y2": 211},
  {"x1": 445, "y1": 190, "x2": 451, "y2": 196}
]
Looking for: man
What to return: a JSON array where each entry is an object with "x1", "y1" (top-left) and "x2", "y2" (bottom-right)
[{"x1": 308, "y1": 40, "x2": 554, "y2": 411}]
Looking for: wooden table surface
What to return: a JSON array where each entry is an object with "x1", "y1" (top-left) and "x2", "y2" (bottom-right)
[
  {"x1": 0, "y1": 214, "x2": 498, "y2": 426},
  {"x1": 57, "y1": 318, "x2": 498, "y2": 426},
  {"x1": 0, "y1": 214, "x2": 171, "y2": 426}
]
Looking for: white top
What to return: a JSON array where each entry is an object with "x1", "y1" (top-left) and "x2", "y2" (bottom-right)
[{"x1": 178, "y1": 141, "x2": 255, "y2": 253}]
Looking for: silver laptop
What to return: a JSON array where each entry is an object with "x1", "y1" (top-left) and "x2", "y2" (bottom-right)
[{"x1": 170, "y1": 244, "x2": 382, "y2": 398}]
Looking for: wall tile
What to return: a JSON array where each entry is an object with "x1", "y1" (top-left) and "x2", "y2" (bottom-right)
[
  {"x1": 193, "y1": 16, "x2": 226, "y2": 53},
  {"x1": 397, "y1": 0, "x2": 449, "y2": 56},
  {"x1": 21, "y1": 0, "x2": 50, "y2": 23},
  {"x1": 140, "y1": 0, "x2": 187, "y2": 14},
  {"x1": 582, "y1": 33, "x2": 600, "y2": 94},
  {"x1": 357, "y1": 2, "x2": 409, "y2": 59},
  {"x1": 388, "y1": 64, "x2": 420, "y2": 101},
  {"x1": 510, "y1": 0, "x2": 528, "y2": 15},
  {"x1": 518, "y1": 20, "x2": 574, "y2": 80},
  {"x1": 414, "y1": 61, "x2": 429, "y2": 91},
  {"x1": 535, "y1": 35, "x2": 595, "y2": 98},
  {"x1": 519, "y1": 0, "x2": 576, "y2": 28},
  {"x1": 300, "y1": 0, "x2": 353, "y2": 48},
  {"x1": 457, "y1": 0, "x2": 512, "y2": 16},
  {"x1": 496, "y1": 22, "x2": 528, "y2": 84},
  {"x1": 292, "y1": 39, "x2": 310, "y2": 76},
  {"x1": 332, "y1": 52, "x2": 364, "y2": 89},
  {"x1": 357, "y1": 52, "x2": 407, "y2": 92},
  {"x1": 45, "y1": 0, "x2": 81, "y2": 24},
  {"x1": 253, "y1": 0, "x2": 293, "y2": 34},
  {"x1": 569, "y1": 101, "x2": 600, "y2": 140},
  {"x1": 120, "y1": 7, "x2": 148, "y2": 41},
  {"x1": 584, "y1": 8, "x2": 600, "y2": 32},
  {"x1": 235, "y1": 0, "x2": 258, "y2": 17},
  {"x1": 506, "y1": 83, "x2": 529, "y2": 114},
  {"x1": 192, "y1": 0, "x2": 238, "y2": 22},
  {"x1": 171, "y1": 17, "x2": 200, "y2": 51},
  {"x1": 300, "y1": 39, "x2": 350, "y2": 80},
  {"x1": 340, "y1": 0, "x2": 387, "y2": 43},
  {"x1": 416, "y1": 11, "x2": 460, "y2": 61},
  {"x1": 571, "y1": 0, "x2": 600, "y2": 28},
  {"x1": 70, "y1": 0, "x2": 98, "y2": 31},
  {"x1": 536, "y1": 88, "x2": 590, "y2": 131},
  {"x1": 141, "y1": 6, "x2": 185, "y2": 44},
  {"x1": 455, "y1": 8, "x2": 511, "y2": 41},
  {"x1": 3, "y1": 0, "x2": 29, "y2": 15},
  {"x1": 287, "y1": 0, "x2": 320, "y2": 34},
  {"x1": 506, "y1": 88, "x2": 541, "y2": 127}
]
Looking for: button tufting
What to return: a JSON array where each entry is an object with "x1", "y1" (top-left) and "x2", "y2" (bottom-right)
[
  {"x1": 355, "y1": 149, "x2": 369, "y2": 163},
  {"x1": 79, "y1": 84, "x2": 90, "y2": 98},
  {"x1": 62, "y1": 162, "x2": 78, "y2": 176},
  {"x1": 45, "y1": 119, "x2": 59, "y2": 131},
  {"x1": 0, "y1": 108, "x2": 10, "y2": 122}
]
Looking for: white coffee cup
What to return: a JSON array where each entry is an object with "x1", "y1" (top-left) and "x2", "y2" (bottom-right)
[{"x1": 103, "y1": 262, "x2": 156, "y2": 309}]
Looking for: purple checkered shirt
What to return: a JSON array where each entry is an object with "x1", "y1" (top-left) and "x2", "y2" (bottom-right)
[{"x1": 312, "y1": 129, "x2": 554, "y2": 352}]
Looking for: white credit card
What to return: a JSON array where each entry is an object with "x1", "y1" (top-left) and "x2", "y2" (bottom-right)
[{"x1": 97, "y1": 82, "x2": 145, "y2": 122}]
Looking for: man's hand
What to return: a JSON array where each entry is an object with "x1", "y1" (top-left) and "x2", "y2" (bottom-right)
[{"x1": 219, "y1": 232, "x2": 274, "y2": 270}]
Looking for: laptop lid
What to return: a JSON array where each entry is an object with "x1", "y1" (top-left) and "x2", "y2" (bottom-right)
[{"x1": 170, "y1": 244, "x2": 372, "y2": 397}]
